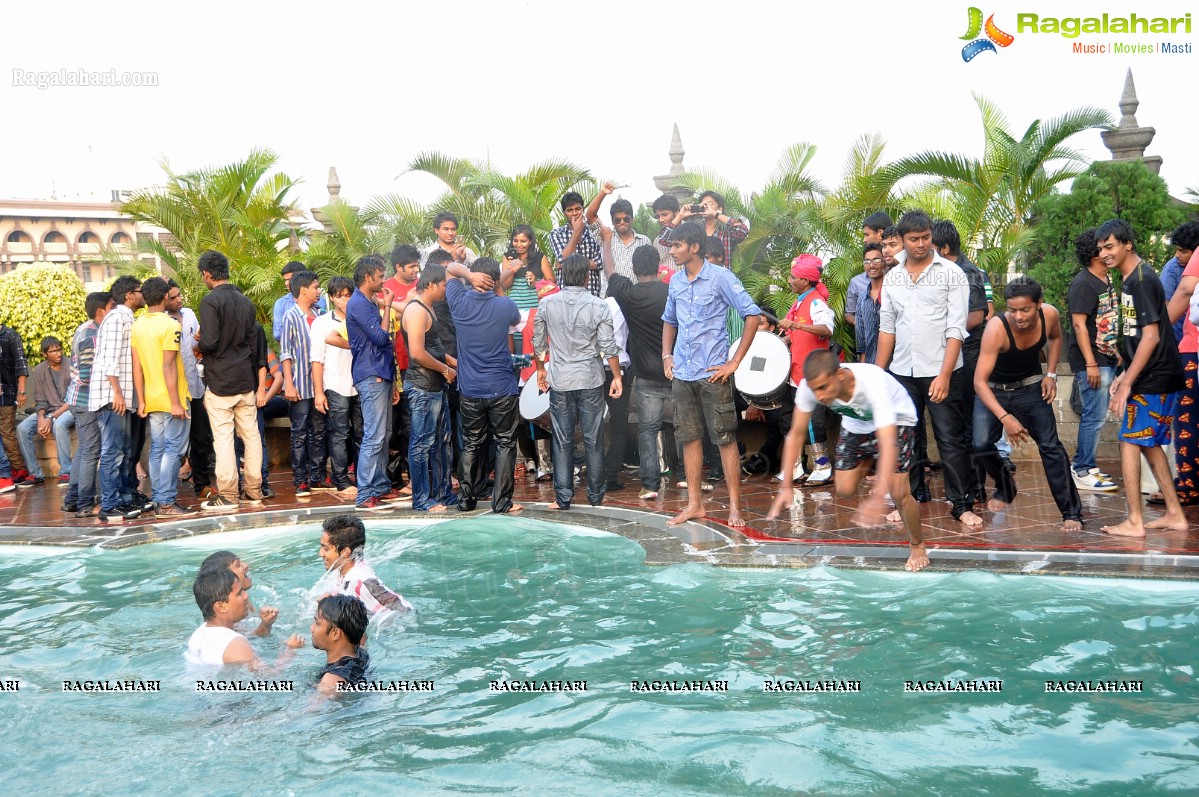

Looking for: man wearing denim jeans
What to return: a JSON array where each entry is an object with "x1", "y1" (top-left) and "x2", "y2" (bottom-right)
[
  {"x1": 347, "y1": 255, "x2": 401, "y2": 512},
  {"x1": 312, "y1": 276, "x2": 360, "y2": 500},
  {"x1": 17, "y1": 336, "x2": 73, "y2": 487},
  {"x1": 131, "y1": 277, "x2": 195, "y2": 518},
  {"x1": 61, "y1": 292, "x2": 112, "y2": 515},
  {"x1": 280, "y1": 271, "x2": 326, "y2": 498},
  {"x1": 973, "y1": 277, "x2": 1083, "y2": 530},
  {"x1": 1066, "y1": 228, "x2": 1119, "y2": 492},
  {"x1": 89, "y1": 275, "x2": 145, "y2": 522},
  {"x1": 401, "y1": 263, "x2": 457, "y2": 512},
  {"x1": 534, "y1": 254, "x2": 622, "y2": 510},
  {"x1": 606, "y1": 244, "x2": 672, "y2": 500}
]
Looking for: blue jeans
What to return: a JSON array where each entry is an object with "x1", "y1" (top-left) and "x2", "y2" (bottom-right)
[
  {"x1": 636, "y1": 380, "x2": 673, "y2": 491},
  {"x1": 325, "y1": 390, "x2": 361, "y2": 490},
  {"x1": 96, "y1": 405, "x2": 131, "y2": 511},
  {"x1": 66, "y1": 408, "x2": 100, "y2": 508},
  {"x1": 549, "y1": 386, "x2": 605, "y2": 508},
  {"x1": 1072, "y1": 366, "x2": 1114, "y2": 475},
  {"x1": 288, "y1": 397, "x2": 326, "y2": 487},
  {"x1": 973, "y1": 386, "x2": 1082, "y2": 522},
  {"x1": 407, "y1": 386, "x2": 456, "y2": 511},
  {"x1": 147, "y1": 412, "x2": 190, "y2": 506},
  {"x1": 17, "y1": 410, "x2": 74, "y2": 478},
  {"x1": 355, "y1": 377, "x2": 393, "y2": 504}
]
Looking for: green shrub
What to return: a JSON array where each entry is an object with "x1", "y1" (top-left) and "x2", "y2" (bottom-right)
[{"x1": 0, "y1": 262, "x2": 88, "y2": 365}]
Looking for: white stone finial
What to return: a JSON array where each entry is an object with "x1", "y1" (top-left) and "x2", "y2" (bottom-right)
[
  {"x1": 327, "y1": 167, "x2": 341, "y2": 201},
  {"x1": 1118, "y1": 69, "x2": 1139, "y2": 127}
]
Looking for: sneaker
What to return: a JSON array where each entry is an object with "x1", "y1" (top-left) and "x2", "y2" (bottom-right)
[
  {"x1": 201, "y1": 495, "x2": 239, "y2": 512},
  {"x1": 639, "y1": 488, "x2": 659, "y2": 500},
  {"x1": 17, "y1": 475, "x2": 44, "y2": 488},
  {"x1": 356, "y1": 497, "x2": 391, "y2": 511},
  {"x1": 1073, "y1": 470, "x2": 1118, "y2": 492},
  {"x1": 311, "y1": 478, "x2": 336, "y2": 491},
  {"x1": 240, "y1": 491, "x2": 264, "y2": 505},
  {"x1": 294, "y1": 483, "x2": 312, "y2": 498},
  {"x1": 198, "y1": 486, "x2": 217, "y2": 501},
  {"x1": 11, "y1": 469, "x2": 30, "y2": 484},
  {"x1": 1088, "y1": 467, "x2": 1112, "y2": 480},
  {"x1": 120, "y1": 502, "x2": 145, "y2": 518},
  {"x1": 75, "y1": 505, "x2": 98, "y2": 518},
  {"x1": 1000, "y1": 455, "x2": 1017, "y2": 473},
  {"x1": 774, "y1": 459, "x2": 807, "y2": 483},
  {"x1": 57, "y1": 474, "x2": 71, "y2": 488},
  {"x1": 156, "y1": 503, "x2": 199, "y2": 518},
  {"x1": 61, "y1": 501, "x2": 77, "y2": 513},
  {"x1": 380, "y1": 489, "x2": 407, "y2": 503},
  {"x1": 99, "y1": 505, "x2": 140, "y2": 522},
  {"x1": 133, "y1": 491, "x2": 155, "y2": 512},
  {"x1": 535, "y1": 469, "x2": 553, "y2": 482},
  {"x1": 0, "y1": 477, "x2": 13, "y2": 494},
  {"x1": 261, "y1": 485, "x2": 276, "y2": 499}
]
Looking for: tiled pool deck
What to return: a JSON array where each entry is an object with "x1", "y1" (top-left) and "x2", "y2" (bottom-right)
[{"x1": 3, "y1": 465, "x2": 1199, "y2": 580}]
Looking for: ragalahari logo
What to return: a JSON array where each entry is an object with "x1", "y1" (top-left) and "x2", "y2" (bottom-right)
[{"x1": 960, "y1": 7, "x2": 1015, "y2": 61}]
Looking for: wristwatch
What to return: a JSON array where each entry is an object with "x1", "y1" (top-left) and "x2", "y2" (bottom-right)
[{"x1": 1044, "y1": 373, "x2": 1058, "y2": 380}]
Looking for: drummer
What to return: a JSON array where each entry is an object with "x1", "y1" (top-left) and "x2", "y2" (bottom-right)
[{"x1": 777, "y1": 255, "x2": 835, "y2": 485}]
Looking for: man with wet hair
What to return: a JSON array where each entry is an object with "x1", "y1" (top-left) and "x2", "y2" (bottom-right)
[
  {"x1": 199, "y1": 549, "x2": 279, "y2": 637},
  {"x1": 311, "y1": 594, "x2": 370, "y2": 693},
  {"x1": 317, "y1": 514, "x2": 413, "y2": 614},
  {"x1": 767, "y1": 350, "x2": 928, "y2": 572},
  {"x1": 973, "y1": 277, "x2": 1082, "y2": 531},
  {"x1": 186, "y1": 567, "x2": 301, "y2": 666},
  {"x1": 1099, "y1": 219, "x2": 1187, "y2": 537}
]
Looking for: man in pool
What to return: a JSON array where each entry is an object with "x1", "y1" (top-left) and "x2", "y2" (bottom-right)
[
  {"x1": 311, "y1": 594, "x2": 371, "y2": 693},
  {"x1": 186, "y1": 566, "x2": 302, "y2": 666},
  {"x1": 766, "y1": 350, "x2": 929, "y2": 572},
  {"x1": 199, "y1": 550, "x2": 279, "y2": 637},
  {"x1": 317, "y1": 514, "x2": 413, "y2": 615}
]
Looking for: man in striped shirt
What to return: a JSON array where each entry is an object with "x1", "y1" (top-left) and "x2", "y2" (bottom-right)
[{"x1": 280, "y1": 270, "x2": 326, "y2": 497}]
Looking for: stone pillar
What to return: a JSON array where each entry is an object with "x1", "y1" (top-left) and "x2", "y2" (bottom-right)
[{"x1": 1100, "y1": 69, "x2": 1162, "y2": 174}]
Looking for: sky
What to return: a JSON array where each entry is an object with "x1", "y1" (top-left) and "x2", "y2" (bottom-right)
[{"x1": 3, "y1": 0, "x2": 1195, "y2": 217}]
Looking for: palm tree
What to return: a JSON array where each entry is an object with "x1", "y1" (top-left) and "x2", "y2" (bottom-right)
[
  {"x1": 886, "y1": 94, "x2": 1112, "y2": 278},
  {"x1": 113, "y1": 149, "x2": 299, "y2": 323}
]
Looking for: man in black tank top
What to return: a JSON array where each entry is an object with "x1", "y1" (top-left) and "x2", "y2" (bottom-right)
[{"x1": 973, "y1": 277, "x2": 1083, "y2": 530}]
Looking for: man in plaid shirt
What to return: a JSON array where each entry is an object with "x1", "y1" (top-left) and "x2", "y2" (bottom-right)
[{"x1": 90, "y1": 275, "x2": 148, "y2": 522}]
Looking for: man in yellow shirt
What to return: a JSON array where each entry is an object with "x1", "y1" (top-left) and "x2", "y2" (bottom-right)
[{"x1": 132, "y1": 276, "x2": 196, "y2": 517}]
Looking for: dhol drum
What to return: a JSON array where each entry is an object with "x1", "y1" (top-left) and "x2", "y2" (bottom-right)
[
  {"x1": 519, "y1": 378, "x2": 552, "y2": 433},
  {"x1": 730, "y1": 333, "x2": 792, "y2": 410}
]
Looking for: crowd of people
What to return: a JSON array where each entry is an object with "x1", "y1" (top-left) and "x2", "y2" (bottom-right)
[{"x1": 1, "y1": 188, "x2": 1196, "y2": 568}]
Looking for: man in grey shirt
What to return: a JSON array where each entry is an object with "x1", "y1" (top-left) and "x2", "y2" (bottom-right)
[
  {"x1": 876, "y1": 210, "x2": 982, "y2": 527},
  {"x1": 534, "y1": 254, "x2": 623, "y2": 510}
]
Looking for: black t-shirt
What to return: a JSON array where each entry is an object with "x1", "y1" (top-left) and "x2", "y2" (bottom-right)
[
  {"x1": 401, "y1": 300, "x2": 447, "y2": 392},
  {"x1": 317, "y1": 647, "x2": 370, "y2": 687},
  {"x1": 1119, "y1": 262, "x2": 1186, "y2": 394},
  {"x1": 606, "y1": 274, "x2": 669, "y2": 383},
  {"x1": 955, "y1": 256, "x2": 989, "y2": 357},
  {"x1": 1066, "y1": 269, "x2": 1118, "y2": 372}
]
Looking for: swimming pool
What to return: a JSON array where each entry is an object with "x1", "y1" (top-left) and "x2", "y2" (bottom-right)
[{"x1": 2, "y1": 516, "x2": 1197, "y2": 795}]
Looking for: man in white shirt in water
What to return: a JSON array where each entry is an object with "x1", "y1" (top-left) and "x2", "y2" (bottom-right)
[
  {"x1": 317, "y1": 514, "x2": 413, "y2": 615},
  {"x1": 185, "y1": 567, "x2": 302, "y2": 666},
  {"x1": 766, "y1": 350, "x2": 929, "y2": 572}
]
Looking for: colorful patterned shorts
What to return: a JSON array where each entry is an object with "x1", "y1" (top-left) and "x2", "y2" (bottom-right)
[
  {"x1": 834, "y1": 425, "x2": 917, "y2": 473},
  {"x1": 1119, "y1": 392, "x2": 1179, "y2": 448}
]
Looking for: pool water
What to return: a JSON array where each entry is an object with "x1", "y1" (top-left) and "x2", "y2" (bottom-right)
[{"x1": 1, "y1": 517, "x2": 1197, "y2": 796}]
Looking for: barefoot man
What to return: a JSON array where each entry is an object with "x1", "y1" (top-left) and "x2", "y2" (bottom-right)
[
  {"x1": 1099, "y1": 219, "x2": 1188, "y2": 536},
  {"x1": 767, "y1": 351, "x2": 929, "y2": 571},
  {"x1": 661, "y1": 223, "x2": 762, "y2": 528},
  {"x1": 973, "y1": 277, "x2": 1083, "y2": 531}
]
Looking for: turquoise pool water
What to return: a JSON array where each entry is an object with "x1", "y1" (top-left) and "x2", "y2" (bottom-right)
[{"x1": 1, "y1": 517, "x2": 1197, "y2": 796}]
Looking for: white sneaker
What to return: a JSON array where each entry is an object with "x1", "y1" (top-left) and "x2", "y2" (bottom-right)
[
  {"x1": 1073, "y1": 470, "x2": 1118, "y2": 492},
  {"x1": 774, "y1": 460, "x2": 806, "y2": 483},
  {"x1": 1088, "y1": 467, "x2": 1112, "y2": 480}
]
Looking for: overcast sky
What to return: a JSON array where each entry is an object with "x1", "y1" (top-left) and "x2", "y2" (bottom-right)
[{"x1": 4, "y1": 0, "x2": 1195, "y2": 216}]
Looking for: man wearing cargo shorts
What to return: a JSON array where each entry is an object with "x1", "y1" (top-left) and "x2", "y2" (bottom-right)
[{"x1": 661, "y1": 222, "x2": 762, "y2": 528}]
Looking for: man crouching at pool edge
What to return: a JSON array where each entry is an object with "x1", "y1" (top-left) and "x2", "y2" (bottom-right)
[{"x1": 766, "y1": 350, "x2": 929, "y2": 572}]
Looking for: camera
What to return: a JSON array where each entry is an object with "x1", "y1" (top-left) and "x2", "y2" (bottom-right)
[
  {"x1": 690, "y1": 204, "x2": 705, "y2": 213},
  {"x1": 505, "y1": 246, "x2": 520, "y2": 261}
]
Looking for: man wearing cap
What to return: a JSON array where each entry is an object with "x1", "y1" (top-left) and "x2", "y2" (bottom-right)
[
  {"x1": 779, "y1": 255, "x2": 835, "y2": 485},
  {"x1": 662, "y1": 222, "x2": 762, "y2": 528}
]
